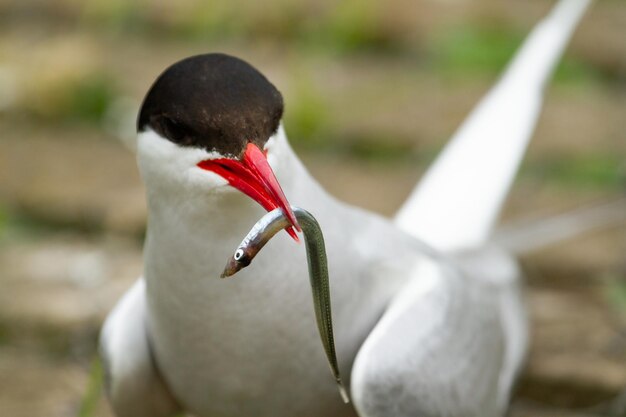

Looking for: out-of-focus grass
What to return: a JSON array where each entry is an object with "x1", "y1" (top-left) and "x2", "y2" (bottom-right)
[
  {"x1": 341, "y1": 134, "x2": 417, "y2": 163},
  {"x1": 0, "y1": 209, "x2": 45, "y2": 242},
  {"x1": 284, "y1": 70, "x2": 331, "y2": 147},
  {"x1": 300, "y1": 0, "x2": 400, "y2": 54},
  {"x1": 0, "y1": 207, "x2": 102, "y2": 243},
  {"x1": 431, "y1": 25, "x2": 605, "y2": 87},
  {"x1": 59, "y1": 74, "x2": 120, "y2": 124},
  {"x1": 154, "y1": 3, "x2": 247, "y2": 40},
  {"x1": 82, "y1": 0, "x2": 297, "y2": 40},
  {"x1": 522, "y1": 153, "x2": 624, "y2": 190},
  {"x1": 7, "y1": 0, "x2": 618, "y2": 164},
  {"x1": 80, "y1": 0, "x2": 147, "y2": 35},
  {"x1": 0, "y1": 321, "x2": 8, "y2": 346},
  {"x1": 79, "y1": 358, "x2": 104, "y2": 417},
  {"x1": 605, "y1": 277, "x2": 626, "y2": 318},
  {"x1": 79, "y1": 0, "x2": 402, "y2": 54},
  {"x1": 0, "y1": 206, "x2": 7, "y2": 238},
  {"x1": 25, "y1": 71, "x2": 120, "y2": 125},
  {"x1": 554, "y1": 57, "x2": 606, "y2": 86},
  {"x1": 284, "y1": 71, "x2": 423, "y2": 163},
  {"x1": 77, "y1": 356, "x2": 187, "y2": 417},
  {"x1": 431, "y1": 26, "x2": 522, "y2": 77}
]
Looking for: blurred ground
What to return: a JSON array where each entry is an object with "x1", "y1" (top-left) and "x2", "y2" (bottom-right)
[{"x1": 0, "y1": 0, "x2": 624, "y2": 416}]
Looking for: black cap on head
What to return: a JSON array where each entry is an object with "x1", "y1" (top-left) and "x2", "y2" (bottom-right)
[{"x1": 138, "y1": 53, "x2": 284, "y2": 157}]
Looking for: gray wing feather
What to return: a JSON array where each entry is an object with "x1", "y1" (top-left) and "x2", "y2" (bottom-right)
[
  {"x1": 351, "y1": 254, "x2": 523, "y2": 417},
  {"x1": 100, "y1": 278, "x2": 180, "y2": 417}
]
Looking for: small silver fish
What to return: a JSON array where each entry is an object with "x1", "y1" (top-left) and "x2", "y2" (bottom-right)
[{"x1": 221, "y1": 206, "x2": 350, "y2": 403}]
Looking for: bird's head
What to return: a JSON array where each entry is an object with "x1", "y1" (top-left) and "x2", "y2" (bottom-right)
[{"x1": 136, "y1": 53, "x2": 300, "y2": 239}]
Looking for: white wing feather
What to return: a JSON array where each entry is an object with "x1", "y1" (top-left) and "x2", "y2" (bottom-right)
[
  {"x1": 351, "y1": 257, "x2": 511, "y2": 417},
  {"x1": 100, "y1": 279, "x2": 180, "y2": 417},
  {"x1": 353, "y1": 3, "x2": 592, "y2": 415}
]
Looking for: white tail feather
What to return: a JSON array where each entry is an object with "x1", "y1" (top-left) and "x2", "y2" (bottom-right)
[{"x1": 394, "y1": 0, "x2": 593, "y2": 252}]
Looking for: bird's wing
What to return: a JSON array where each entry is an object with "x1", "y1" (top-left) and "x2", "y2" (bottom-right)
[
  {"x1": 394, "y1": 0, "x2": 592, "y2": 252},
  {"x1": 494, "y1": 198, "x2": 626, "y2": 255},
  {"x1": 100, "y1": 278, "x2": 180, "y2": 417},
  {"x1": 350, "y1": 252, "x2": 524, "y2": 417},
  {"x1": 451, "y1": 246, "x2": 528, "y2": 408}
]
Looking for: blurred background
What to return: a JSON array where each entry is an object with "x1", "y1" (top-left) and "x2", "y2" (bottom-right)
[{"x1": 0, "y1": 0, "x2": 624, "y2": 416}]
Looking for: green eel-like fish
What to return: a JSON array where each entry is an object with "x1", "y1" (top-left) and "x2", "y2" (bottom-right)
[{"x1": 221, "y1": 207, "x2": 349, "y2": 403}]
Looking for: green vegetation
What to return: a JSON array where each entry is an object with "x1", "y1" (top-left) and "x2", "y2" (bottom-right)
[
  {"x1": 553, "y1": 57, "x2": 605, "y2": 86},
  {"x1": 0, "y1": 207, "x2": 104, "y2": 243},
  {"x1": 431, "y1": 25, "x2": 604, "y2": 86},
  {"x1": 431, "y1": 25, "x2": 523, "y2": 77},
  {"x1": 28, "y1": 72, "x2": 120, "y2": 126},
  {"x1": 0, "y1": 206, "x2": 7, "y2": 239},
  {"x1": 79, "y1": 358, "x2": 104, "y2": 417},
  {"x1": 523, "y1": 153, "x2": 624, "y2": 190},
  {"x1": 284, "y1": 70, "x2": 331, "y2": 147},
  {"x1": 81, "y1": 0, "x2": 147, "y2": 35},
  {"x1": 78, "y1": 0, "x2": 401, "y2": 54},
  {"x1": 60, "y1": 74, "x2": 120, "y2": 124},
  {"x1": 342, "y1": 135, "x2": 415, "y2": 162},
  {"x1": 605, "y1": 277, "x2": 626, "y2": 318},
  {"x1": 300, "y1": 1, "x2": 399, "y2": 54},
  {"x1": 0, "y1": 321, "x2": 8, "y2": 346},
  {"x1": 160, "y1": 3, "x2": 245, "y2": 40}
]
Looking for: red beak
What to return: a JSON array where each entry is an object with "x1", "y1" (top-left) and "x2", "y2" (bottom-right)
[{"x1": 197, "y1": 143, "x2": 301, "y2": 241}]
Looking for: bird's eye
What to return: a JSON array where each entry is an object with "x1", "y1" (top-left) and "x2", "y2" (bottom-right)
[
  {"x1": 234, "y1": 249, "x2": 245, "y2": 261},
  {"x1": 155, "y1": 115, "x2": 193, "y2": 145}
]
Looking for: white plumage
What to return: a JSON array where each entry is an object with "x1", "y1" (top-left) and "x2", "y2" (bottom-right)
[{"x1": 100, "y1": 1, "x2": 592, "y2": 416}]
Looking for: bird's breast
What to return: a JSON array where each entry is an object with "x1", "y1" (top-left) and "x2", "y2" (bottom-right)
[{"x1": 143, "y1": 224, "x2": 369, "y2": 417}]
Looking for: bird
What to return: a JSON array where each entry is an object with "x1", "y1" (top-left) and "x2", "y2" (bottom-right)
[{"x1": 99, "y1": 1, "x2": 592, "y2": 416}]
